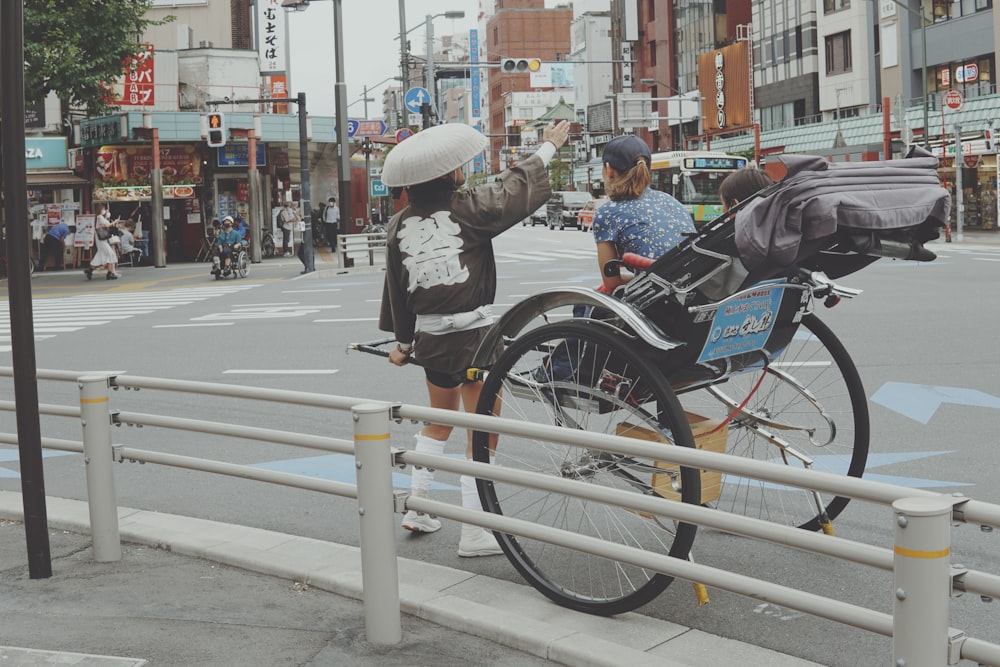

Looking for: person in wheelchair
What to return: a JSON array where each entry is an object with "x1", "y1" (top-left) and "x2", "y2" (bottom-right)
[{"x1": 211, "y1": 216, "x2": 244, "y2": 277}]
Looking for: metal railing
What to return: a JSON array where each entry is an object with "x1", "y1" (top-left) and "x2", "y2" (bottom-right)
[{"x1": 0, "y1": 367, "x2": 998, "y2": 665}]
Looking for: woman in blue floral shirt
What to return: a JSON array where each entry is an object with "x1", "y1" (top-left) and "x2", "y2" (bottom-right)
[{"x1": 591, "y1": 135, "x2": 694, "y2": 291}]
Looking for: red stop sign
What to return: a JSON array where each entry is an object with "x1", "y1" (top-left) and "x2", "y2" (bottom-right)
[{"x1": 944, "y1": 89, "x2": 964, "y2": 111}]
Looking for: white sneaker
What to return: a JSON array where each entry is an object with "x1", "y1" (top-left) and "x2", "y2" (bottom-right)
[
  {"x1": 401, "y1": 510, "x2": 441, "y2": 533},
  {"x1": 283, "y1": 251, "x2": 293, "y2": 257},
  {"x1": 458, "y1": 525, "x2": 504, "y2": 557}
]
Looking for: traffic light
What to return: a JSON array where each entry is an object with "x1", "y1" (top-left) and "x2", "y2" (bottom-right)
[
  {"x1": 984, "y1": 126, "x2": 994, "y2": 152},
  {"x1": 206, "y1": 112, "x2": 226, "y2": 148},
  {"x1": 501, "y1": 58, "x2": 542, "y2": 74}
]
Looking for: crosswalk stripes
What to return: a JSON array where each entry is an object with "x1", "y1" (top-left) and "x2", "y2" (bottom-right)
[{"x1": 0, "y1": 284, "x2": 258, "y2": 352}]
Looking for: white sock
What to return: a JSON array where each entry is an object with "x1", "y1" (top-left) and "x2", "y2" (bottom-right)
[
  {"x1": 461, "y1": 456, "x2": 483, "y2": 511},
  {"x1": 410, "y1": 433, "x2": 445, "y2": 494}
]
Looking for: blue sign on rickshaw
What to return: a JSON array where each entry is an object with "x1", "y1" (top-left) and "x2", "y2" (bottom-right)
[{"x1": 697, "y1": 280, "x2": 785, "y2": 364}]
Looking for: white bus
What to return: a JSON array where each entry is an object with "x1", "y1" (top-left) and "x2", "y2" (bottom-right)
[{"x1": 648, "y1": 151, "x2": 749, "y2": 224}]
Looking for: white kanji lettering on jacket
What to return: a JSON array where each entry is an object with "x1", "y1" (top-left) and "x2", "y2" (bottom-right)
[{"x1": 397, "y1": 211, "x2": 468, "y2": 293}]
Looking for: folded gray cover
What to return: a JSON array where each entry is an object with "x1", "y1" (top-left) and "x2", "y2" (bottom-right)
[{"x1": 735, "y1": 148, "x2": 951, "y2": 271}]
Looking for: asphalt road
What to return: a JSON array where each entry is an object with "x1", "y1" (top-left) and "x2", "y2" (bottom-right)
[{"x1": 1, "y1": 230, "x2": 998, "y2": 666}]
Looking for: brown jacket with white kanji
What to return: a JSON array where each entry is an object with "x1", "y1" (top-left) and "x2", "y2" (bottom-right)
[{"x1": 379, "y1": 155, "x2": 551, "y2": 376}]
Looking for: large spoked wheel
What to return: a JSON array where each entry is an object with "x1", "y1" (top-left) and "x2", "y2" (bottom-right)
[
  {"x1": 677, "y1": 313, "x2": 869, "y2": 531},
  {"x1": 234, "y1": 250, "x2": 249, "y2": 278},
  {"x1": 472, "y1": 320, "x2": 700, "y2": 616}
]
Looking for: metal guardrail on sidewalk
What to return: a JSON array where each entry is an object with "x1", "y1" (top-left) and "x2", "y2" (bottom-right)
[{"x1": 0, "y1": 367, "x2": 998, "y2": 665}]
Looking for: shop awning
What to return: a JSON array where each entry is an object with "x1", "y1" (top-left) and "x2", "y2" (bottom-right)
[{"x1": 26, "y1": 171, "x2": 89, "y2": 188}]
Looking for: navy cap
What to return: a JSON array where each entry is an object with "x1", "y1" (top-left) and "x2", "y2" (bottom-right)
[{"x1": 602, "y1": 135, "x2": 652, "y2": 172}]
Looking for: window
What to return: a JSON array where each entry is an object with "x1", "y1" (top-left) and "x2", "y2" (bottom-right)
[
  {"x1": 825, "y1": 31, "x2": 852, "y2": 75},
  {"x1": 824, "y1": 0, "x2": 851, "y2": 13},
  {"x1": 648, "y1": 0, "x2": 655, "y2": 20},
  {"x1": 649, "y1": 40, "x2": 657, "y2": 67}
]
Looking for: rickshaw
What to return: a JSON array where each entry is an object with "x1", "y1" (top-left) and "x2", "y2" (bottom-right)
[{"x1": 357, "y1": 148, "x2": 951, "y2": 616}]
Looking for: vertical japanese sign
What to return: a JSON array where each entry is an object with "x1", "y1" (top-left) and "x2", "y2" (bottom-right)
[
  {"x1": 470, "y1": 29, "x2": 483, "y2": 173},
  {"x1": 470, "y1": 29, "x2": 481, "y2": 120},
  {"x1": 257, "y1": 0, "x2": 287, "y2": 74},
  {"x1": 108, "y1": 44, "x2": 155, "y2": 106}
]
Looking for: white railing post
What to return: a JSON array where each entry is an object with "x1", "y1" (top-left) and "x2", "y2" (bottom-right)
[
  {"x1": 892, "y1": 496, "x2": 954, "y2": 666},
  {"x1": 352, "y1": 402, "x2": 401, "y2": 645},
  {"x1": 78, "y1": 374, "x2": 121, "y2": 562}
]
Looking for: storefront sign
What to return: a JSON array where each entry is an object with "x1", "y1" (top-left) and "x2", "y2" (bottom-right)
[
  {"x1": 956, "y1": 63, "x2": 979, "y2": 83},
  {"x1": 107, "y1": 44, "x2": 155, "y2": 106},
  {"x1": 257, "y1": 0, "x2": 287, "y2": 74},
  {"x1": 95, "y1": 144, "x2": 203, "y2": 186},
  {"x1": 93, "y1": 144, "x2": 201, "y2": 200},
  {"x1": 80, "y1": 117, "x2": 127, "y2": 148},
  {"x1": 25, "y1": 137, "x2": 69, "y2": 170},
  {"x1": 217, "y1": 142, "x2": 267, "y2": 167},
  {"x1": 93, "y1": 184, "x2": 196, "y2": 201}
]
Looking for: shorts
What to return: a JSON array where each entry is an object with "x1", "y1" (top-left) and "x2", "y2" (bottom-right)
[{"x1": 424, "y1": 367, "x2": 472, "y2": 389}]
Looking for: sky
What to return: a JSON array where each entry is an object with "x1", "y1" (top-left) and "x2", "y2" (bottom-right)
[{"x1": 285, "y1": 0, "x2": 611, "y2": 119}]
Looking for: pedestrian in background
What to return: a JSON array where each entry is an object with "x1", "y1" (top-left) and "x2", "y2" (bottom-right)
[
  {"x1": 85, "y1": 205, "x2": 121, "y2": 280},
  {"x1": 39, "y1": 219, "x2": 70, "y2": 271},
  {"x1": 323, "y1": 196, "x2": 340, "y2": 252},
  {"x1": 279, "y1": 202, "x2": 299, "y2": 257},
  {"x1": 379, "y1": 120, "x2": 570, "y2": 557}
]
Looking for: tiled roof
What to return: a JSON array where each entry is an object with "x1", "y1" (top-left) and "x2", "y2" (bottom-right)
[{"x1": 708, "y1": 93, "x2": 1000, "y2": 156}]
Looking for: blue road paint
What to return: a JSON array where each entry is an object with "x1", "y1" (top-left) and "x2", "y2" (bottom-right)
[
  {"x1": 871, "y1": 382, "x2": 1000, "y2": 424},
  {"x1": 249, "y1": 453, "x2": 460, "y2": 491},
  {"x1": 0, "y1": 448, "x2": 77, "y2": 479},
  {"x1": 732, "y1": 451, "x2": 970, "y2": 491}
]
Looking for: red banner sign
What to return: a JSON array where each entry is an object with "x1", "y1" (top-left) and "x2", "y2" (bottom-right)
[{"x1": 108, "y1": 44, "x2": 155, "y2": 107}]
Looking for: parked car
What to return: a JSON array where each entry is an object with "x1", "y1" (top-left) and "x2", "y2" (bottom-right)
[
  {"x1": 577, "y1": 197, "x2": 609, "y2": 232},
  {"x1": 523, "y1": 204, "x2": 548, "y2": 226},
  {"x1": 546, "y1": 191, "x2": 593, "y2": 230}
]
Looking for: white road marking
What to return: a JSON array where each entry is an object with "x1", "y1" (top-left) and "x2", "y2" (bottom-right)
[
  {"x1": 153, "y1": 322, "x2": 235, "y2": 328},
  {"x1": 223, "y1": 369, "x2": 340, "y2": 375}
]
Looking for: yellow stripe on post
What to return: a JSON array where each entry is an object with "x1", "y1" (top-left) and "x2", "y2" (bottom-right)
[
  {"x1": 354, "y1": 433, "x2": 390, "y2": 441},
  {"x1": 79, "y1": 397, "x2": 109, "y2": 404},
  {"x1": 893, "y1": 545, "x2": 950, "y2": 559}
]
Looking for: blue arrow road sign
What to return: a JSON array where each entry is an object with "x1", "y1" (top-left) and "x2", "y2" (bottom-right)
[
  {"x1": 370, "y1": 179, "x2": 388, "y2": 198},
  {"x1": 404, "y1": 87, "x2": 431, "y2": 113},
  {"x1": 871, "y1": 382, "x2": 1000, "y2": 424}
]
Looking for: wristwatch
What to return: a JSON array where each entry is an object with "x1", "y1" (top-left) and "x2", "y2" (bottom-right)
[{"x1": 396, "y1": 343, "x2": 413, "y2": 355}]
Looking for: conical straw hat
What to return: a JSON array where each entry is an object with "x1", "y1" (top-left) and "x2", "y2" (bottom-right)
[{"x1": 381, "y1": 123, "x2": 488, "y2": 187}]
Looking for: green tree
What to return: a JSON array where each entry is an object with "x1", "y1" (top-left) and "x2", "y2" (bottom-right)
[
  {"x1": 549, "y1": 158, "x2": 569, "y2": 191},
  {"x1": 24, "y1": 0, "x2": 173, "y2": 132}
]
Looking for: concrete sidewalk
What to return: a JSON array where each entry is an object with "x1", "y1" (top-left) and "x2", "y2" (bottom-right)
[{"x1": 0, "y1": 492, "x2": 824, "y2": 667}]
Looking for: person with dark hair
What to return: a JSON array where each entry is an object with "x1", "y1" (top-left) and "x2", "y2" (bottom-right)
[
  {"x1": 590, "y1": 135, "x2": 694, "y2": 292},
  {"x1": 718, "y1": 166, "x2": 775, "y2": 211},
  {"x1": 379, "y1": 120, "x2": 570, "y2": 557},
  {"x1": 322, "y1": 196, "x2": 340, "y2": 252},
  {"x1": 39, "y1": 220, "x2": 70, "y2": 271}
]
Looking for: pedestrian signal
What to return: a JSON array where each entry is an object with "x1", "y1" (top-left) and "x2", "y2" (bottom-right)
[
  {"x1": 984, "y1": 127, "x2": 994, "y2": 152},
  {"x1": 206, "y1": 112, "x2": 226, "y2": 148},
  {"x1": 501, "y1": 58, "x2": 542, "y2": 74}
]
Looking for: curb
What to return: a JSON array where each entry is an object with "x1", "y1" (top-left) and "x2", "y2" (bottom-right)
[{"x1": 0, "y1": 492, "x2": 821, "y2": 667}]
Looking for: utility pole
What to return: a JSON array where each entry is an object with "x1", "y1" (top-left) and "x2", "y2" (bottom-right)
[
  {"x1": 955, "y1": 123, "x2": 964, "y2": 242},
  {"x1": 398, "y1": 0, "x2": 409, "y2": 90},
  {"x1": 426, "y1": 14, "x2": 436, "y2": 120}
]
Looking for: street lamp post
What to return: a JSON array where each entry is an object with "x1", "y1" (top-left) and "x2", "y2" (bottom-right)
[{"x1": 873, "y1": 0, "x2": 929, "y2": 148}]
